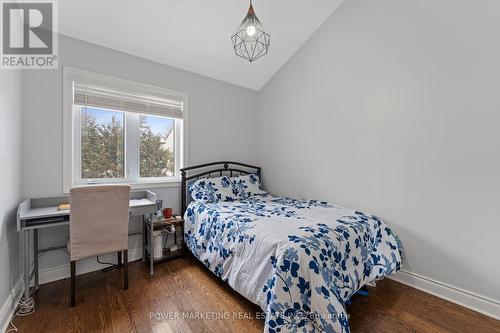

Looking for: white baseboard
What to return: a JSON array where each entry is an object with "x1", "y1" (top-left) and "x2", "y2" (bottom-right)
[
  {"x1": 39, "y1": 247, "x2": 143, "y2": 285},
  {"x1": 0, "y1": 277, "x2": 24, "y2": 333},
  {"x1": 389, "y1": 269, "x2": 500, "y2": 321}
]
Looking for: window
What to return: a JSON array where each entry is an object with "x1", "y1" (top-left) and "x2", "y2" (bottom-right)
[
  {"x1": 80, "y1": 107, "x2": 125, "y2": 179},
  {"x1": 139, "y1": 115, "x2": 175, "y2": 178},
  {"x1": 63, "y1": 68, "x2": 187, "y2": 191}
]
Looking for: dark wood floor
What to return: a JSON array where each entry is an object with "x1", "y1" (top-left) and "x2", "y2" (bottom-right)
[{"x1": 13, "y1": 255, "x2": 500, "y2": 333}]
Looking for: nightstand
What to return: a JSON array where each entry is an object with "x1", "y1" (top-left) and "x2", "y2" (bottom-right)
[{"x1": 143, "y1": 216, "x2": 184, "y2": 275}]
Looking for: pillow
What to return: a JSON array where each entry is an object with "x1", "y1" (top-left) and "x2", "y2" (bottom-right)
[
  {"x1": 189, "y1": 176, "x2": 238, "y2": 203},
  {"x1": 231, "y1": 174, "x2": 267, "y2": 199}
]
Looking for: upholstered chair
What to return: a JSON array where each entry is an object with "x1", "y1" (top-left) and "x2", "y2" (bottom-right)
[{"x1": 69, "y1": 184, "x2": 131, "y2": 307}]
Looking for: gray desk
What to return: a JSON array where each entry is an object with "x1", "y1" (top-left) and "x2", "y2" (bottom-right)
[{"x1": 17, "y1": 190, "x2": 158, "y2": 301}]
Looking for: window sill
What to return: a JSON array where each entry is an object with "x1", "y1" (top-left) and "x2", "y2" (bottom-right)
[
  {"x1": 129, "y1": 181, "x2": 181, "y2": 190},
  {"x1": 67, "y1": 180, "x2": 181, "y2": 193}
]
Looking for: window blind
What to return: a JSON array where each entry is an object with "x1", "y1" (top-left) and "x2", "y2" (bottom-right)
[{"x1": 73, "y1": 82, "x2": 183, "y2": 119}]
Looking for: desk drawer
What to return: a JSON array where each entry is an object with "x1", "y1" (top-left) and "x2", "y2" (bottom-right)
[{"x1": 24, "y1": 215, "x2": 70, "y2": 228}]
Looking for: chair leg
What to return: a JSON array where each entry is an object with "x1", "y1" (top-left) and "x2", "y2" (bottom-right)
[
  {"x1": 70, "y1": 260, "x2": 76, "y2": 307},
  {"x1": 123, "y1": 250, "x2": 128, "y2": 290},
  {"x1": 117, "y1": 251, "x2": 122, "y2": 268}
]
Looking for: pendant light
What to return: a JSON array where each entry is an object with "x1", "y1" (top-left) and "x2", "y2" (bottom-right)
[{"x1": 231, "y1": 0, "x2": 271, "y2": 62}]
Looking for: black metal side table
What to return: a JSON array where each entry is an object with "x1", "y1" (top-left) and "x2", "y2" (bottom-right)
[{"x1": 143, "y1": 216, "x2": 184, "y2": 275}]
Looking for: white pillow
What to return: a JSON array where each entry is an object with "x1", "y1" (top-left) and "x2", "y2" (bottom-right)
[
  {"x1": 189, "y1": 176, "x2": 238, "y2": 203},
  {"x1": 231, "y1": 174, "x2": 267, "y2": 199}
]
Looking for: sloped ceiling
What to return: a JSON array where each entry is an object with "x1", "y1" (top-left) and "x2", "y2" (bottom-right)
[{"x1": 60, "y1": 0, "x2": 344, "y2": 90}]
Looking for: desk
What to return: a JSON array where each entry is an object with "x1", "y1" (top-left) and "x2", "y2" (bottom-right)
[{"x1": 17, "y1": 190, "x2": 157, "y2": 302}]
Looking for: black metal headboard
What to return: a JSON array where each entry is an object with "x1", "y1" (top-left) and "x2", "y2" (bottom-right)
[{"x1": 180, "y1": 161, "x2": 261, "y2": 215}]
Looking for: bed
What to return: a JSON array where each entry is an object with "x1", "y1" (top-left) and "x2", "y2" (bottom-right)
[{"x1": 181, "y1": 162, "x2": 402, "y2": 333}]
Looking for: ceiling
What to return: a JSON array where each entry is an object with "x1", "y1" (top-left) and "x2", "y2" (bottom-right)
[{"x1": 60, "y1": 0, "x2": 344, "y2": 91}]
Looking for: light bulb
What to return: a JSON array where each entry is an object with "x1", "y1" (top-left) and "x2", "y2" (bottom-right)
[{"x1": 246, "y1": 25, "x2": 256, "y2": 37}]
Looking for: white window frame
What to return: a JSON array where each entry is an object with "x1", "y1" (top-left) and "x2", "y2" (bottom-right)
[{"x1": 63, "y1": 67, "x2": 188, "y2": 193}]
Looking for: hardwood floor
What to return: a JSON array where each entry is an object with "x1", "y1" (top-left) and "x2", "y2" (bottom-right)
[{"x1": 13, "y1": 255, "x2": 500, "y2": 333}]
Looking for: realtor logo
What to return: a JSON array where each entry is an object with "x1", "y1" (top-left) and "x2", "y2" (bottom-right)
[{"x1": 1, "y1": 0, "x2": 58, "y2": 69}]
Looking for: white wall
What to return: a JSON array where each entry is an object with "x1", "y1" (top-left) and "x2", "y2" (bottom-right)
[
  {"x1": 258, "y1": 0, "x2": 500, "y2": 315},
  {"x1": 22, "y1": 35, "x2": 259, "y2": 277},
  {"x1": 0, "y1": 71, "x2": 23, "y2": 324}
]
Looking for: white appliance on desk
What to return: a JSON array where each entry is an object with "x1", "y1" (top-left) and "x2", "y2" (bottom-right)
[{"x1": 152, "y1": 224, "x2": 177, "y2": 259}]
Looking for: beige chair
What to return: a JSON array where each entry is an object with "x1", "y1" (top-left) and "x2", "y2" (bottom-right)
[{"x1": 69, "y1": 184, "x2": 131, "y2": 307}]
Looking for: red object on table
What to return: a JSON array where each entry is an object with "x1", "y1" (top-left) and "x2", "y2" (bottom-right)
[{"x1": 163, "y1": 208, "x2": 173, "y2": 219}]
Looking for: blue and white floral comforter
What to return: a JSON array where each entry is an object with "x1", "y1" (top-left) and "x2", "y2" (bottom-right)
[{"x1": 184, "y1": 193, "x2": 402, "y2": 333}]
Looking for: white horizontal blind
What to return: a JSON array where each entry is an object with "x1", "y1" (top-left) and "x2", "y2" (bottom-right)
[{"x1": 73, "y1": 82, "x2": 183, "y2": 119}]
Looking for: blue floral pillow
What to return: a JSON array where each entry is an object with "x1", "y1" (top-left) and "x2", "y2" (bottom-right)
[
  {"x1": 231, "y1": 174, "x2": 267, "y2": 199},
  {"x1": 189, "y1": 176, "x2": 238, "y2": 203}
]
